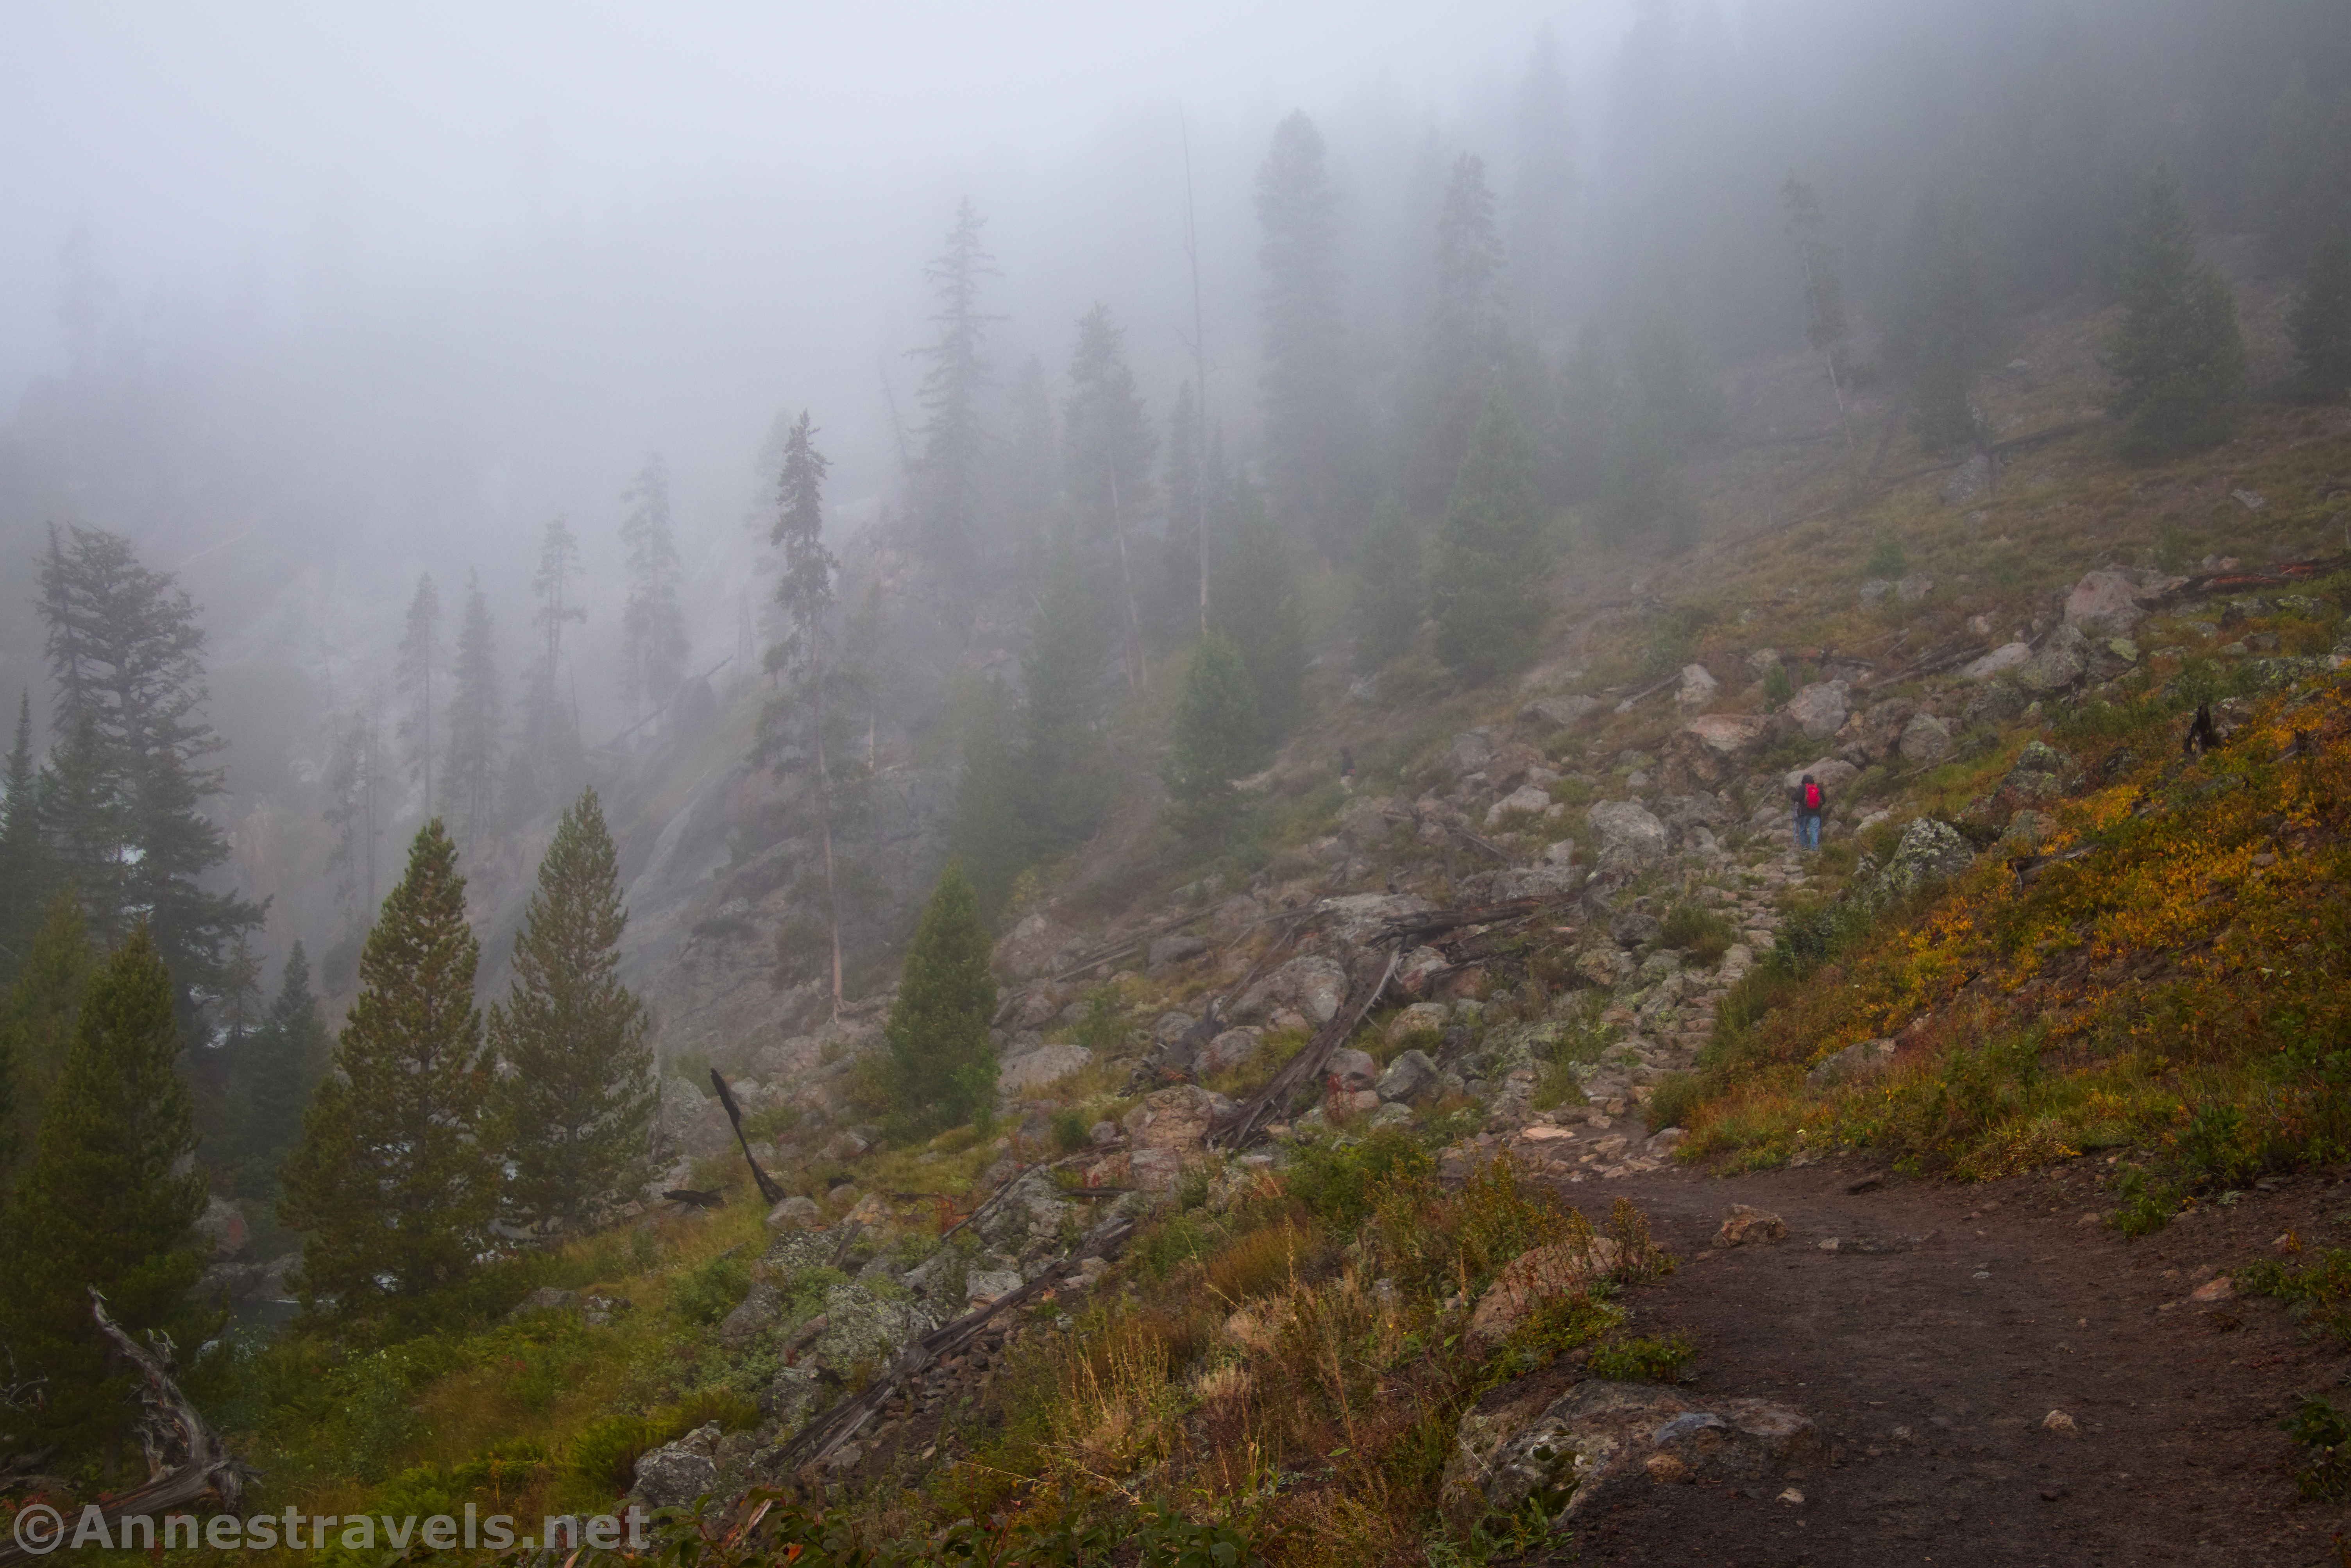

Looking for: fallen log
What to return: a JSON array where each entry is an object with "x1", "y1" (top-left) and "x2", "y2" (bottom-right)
[
  {"x1": 710, "y1": 1069, "x2": 786, "y2": 1207},
  {"x1": 1210, "y1": 943, "x2": 1403, "y2": 1151}
]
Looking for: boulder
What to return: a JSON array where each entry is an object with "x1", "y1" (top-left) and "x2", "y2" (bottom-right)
[
  {"x1": 1711, "y1": 1205, "x2": 1788, "y2": 1248},
  {"x1": 1445, "y1": 731, "x2": 1498, "y2": 778},
  {"x1": 1327, "y1": 1048, "x2": 1381, "y2": 1093},
  {"x1": 1467, "y1": 1237, "x2": 1625, "y2": 1343},
  {"x1": 1962, "y1": 643, "x2": 2033, "y2": 681},
  {"x1": 1209, "y1": 895, "x2": 1265, "y2": 940},
  {"x1": 197, "y1": 1196, "x2": 249, "y2": 1258},
  {"x1": 1376, "y1": 1049, "x2": 1441, "y2": 1104},
  {"x1": 717, "y1": 1279, "x2": 783, "y2": 1350},
  {"x1": 1147, "y1": 934, "x2": 1209, "y2": 969},
  {"x1": 1520, "y1": 695, "x2": 1601, "y2": 733},
  {"x1": 806, "y1": 1283, "x2": 935, "y2": 1374},
  {"x1": 1440, "y1": 1381, "x2": 1823, "y2": 1528},
  {"x1": 1125, "y1": 1084, "x2": 1218, "y2": 1150},
  {"x1": 1609, "y1": 910, "x2": 1663, "y2": 948},
  {"x1": 1896, "y1": 574, "x2": 1934, "y2": 603},
  {"x1": 964, "y1": 1267, "x2": 1025, "y2": 1307},
  {"x1": 1200, "y1": 1028, "x2": 1265, "y2": 1075},
  {"x1": 1588, "y1": 800, "x2": 1670, "y2": 872},
  {"x1": 1682, "y1": 712, "x2": 1771, "y2": 757},
  {"x1": 993, "y1": 912, "x2": 1079, "y2": 979},
  {"x1": 764, "y1": 1365, "x2": 823, "y2": 1436},
  {"x1": 2065, "y1": 569, "x2": 2155, "y2": 634},
  {"x1": 1875, "y1": 817, "x2": 1975, "y2": 895},
  {"x1": 1806, "y1": 1038, "x2": 1896, "y2": 1090},
  {"x1": 630, "y1": 1423, "x2": 721, "y2": 1511},
  {"x1": 1778, "y1": 757, "x2": 1860, "y2": 795},
  {"x1": 1388, "y1": 1002, "x2": 1450, "y2": 1041},
  {"x1": 1485, "y1": 784, "x2": 1557, "y2": 827},
  {"x1": 2017, "y1": 623, "x2": 2090, "y2": 693},
  {"x1": 1313, "y1": 892, "x2": 1434, "y2": 949},
  {"x1": 1897, "y1": 712, "x2": 1954, "y2": 766},
  {"x1": 1235, "y1": 954, "x2": 1349, "y2": 1025},
  {"x1": 1675, "y1": 664, "x2": 1719, "y2": 709},
  {"x1": 1485, "y1": 864, "x2": 1583, "y2": 900},
  {"x1": 766, "y1": 1195, "x2": 824, "y2": 1230},
  {"x1": 1152, "y1": 1011, "x2": 1198, "y2": 1045},
  {"x1": 507, "y1": 1286, "x2": 581, "y2": 1320},
  {"x1": 998, "y1": 1044, "x2": 1094, "y2": 1094},
  {"x1": 1397, "y1": 945, "x2": 1449, "y2": 996},
  {"x1": 1784, "y1": 681, "x2": 1850, "y2": 739}
]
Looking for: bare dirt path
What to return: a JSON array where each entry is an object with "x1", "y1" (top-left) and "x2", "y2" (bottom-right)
[{"x1": 1533, "y1": 1159, "x2": 2351, "y2": 1566}]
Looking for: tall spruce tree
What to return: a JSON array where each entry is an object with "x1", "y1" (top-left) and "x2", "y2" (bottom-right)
[
  {"x1": 2290, "y1": 231, "x2": 2351, "y2": 402},
  {"x1": 1353, "y1": 496, "x2": 1424, "y2": 670},
  {"x1": 1000, "y1": 354, "x2": 1058, "y2": 564},
  {"x1": 35, "y1": 526, "x2": 259, "y2": 1004},
  {"x1": 2106, "y1": 168, "x2": 2245, "y2": 458},
  {"x1": 443, "y1": 573, "x2": 501, "y2": 848},
  {"x1": 1889, "y1": 192, "x2": 1993, "y2": 453},
  {"x1": 488, "y1": 790, "x2": 655, "y2": 1231},
  {"x1": 279, "y1": 821, "x2": 499, "y2": 1316},
  {"x1": 619, "y1": 453, "x2": 690, "y2": 720},
  {"x1": 1210, "y1": 512, "x2": 1307, "y2": 746},
  {"x1": 228, "y1": 940, "x2": 327, "y2": 1205},
  {"x1": 323, "y1": 704, "x2": 387, "y2": 927},
  {"x1": 766, "y1": 411, "x2": 846, "y2": 1018},
  {"x1": 1065, "y1": 304, "x2": 1156, "y2": 689},
  {"x1": 1019, "y1": 554, "x2": 1114, "y2": 857},
  {"x1": 1433, "y1": 391, "x2": 1549, "y2": 680},
  {"x1": 913, "y1": 200, "x2": 1001, "y2": 571},
  {"x1": 1163, "y1": 630, "x2": 1264, "y2": 827},
  {"x1": 1408, "y1": 154, "x2": 1510, "y2": 517},
  {"x1": 0, "y1": 691, "x2": 48, "y2": 984},
  {"x1": 1, "y1": 925, "x2": 206, "y2": 1462},
  {"x1": 1256, "y1": 112, "x2": 1353, "y2": 553},
  {"x1": 395, "y1": 574, "x2": 442, "y2": 805},
  {"x1": 0, "y1": 894, "x2": 91, "y2": 1189},
  {"x1": 882, "y1": 863, "x2": 997, "y2": 1135}
]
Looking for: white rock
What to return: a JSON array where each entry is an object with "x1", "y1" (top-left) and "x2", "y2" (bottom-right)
[
  {"x1": 1486, "y1": 784, "x2": 1557, "y2": 826},
  {"x1": 998, "y1": 1044, "x2": 1094, "y2": 1093},
  {"x1": 1784, "y1": 681, "x2": 1850, "y2": 739},
  {"x1": 1962, "y1": 643, "x2": 2033, "y2": 680},
  {"x1": 1675, "y1": 663, "x2": 1719, "y2": 709},
  {"x1": 1588, "y1": 800, "x2": 1670, "y2": 871}
]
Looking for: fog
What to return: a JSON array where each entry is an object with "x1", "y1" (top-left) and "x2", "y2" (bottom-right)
[{"x1": 1, "y1": 0, "x2": 2339, "y2": 973}]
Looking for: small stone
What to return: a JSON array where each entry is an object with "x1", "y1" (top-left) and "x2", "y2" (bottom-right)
[
  {"x1": 766, "y1": 1195, "x2": 824, "y2": 1230},
  {"x1": 2186, "y1": 1276, "x2": 2234, "y2": 1304},
  {"x1": 2042, "y1": 1410, "x2": 2077, "y2": 1434},
  {"x1": 1777, "y1": 1487, "x2": 1805, "y2": 1505},
  {"x1": 1711, "y1": 1205, "x2": 1788, "y2": 1248},
  {"x1": 1644, "y1": 1451, "x2": 1693, "y2": 1484}
]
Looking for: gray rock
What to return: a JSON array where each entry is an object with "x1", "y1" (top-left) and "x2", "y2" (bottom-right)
[
  {"x1": 507, "y1": 1286, "x2": 580, "y2": 1320},
  {"x1": 1897, "y1": 712, "x2": 1953, "y2": 766},
  {"x1": 1148, "y1": 935, "x2": 1210, "y2": 969},
  {"x1": 1962, "y1": 642, "x2": 2033, "y2": 681},
  {"x1": 764, "y1": 1365, "x2": 823, "y2": 1436},
  {"x1": 2064, "y1": 569, "x2": 2171, "y2": 634},
  {"x1": 806, "y1": 1283, "x2": 935, "y2": 1375},
  {"x1": 1895, "y1": 574, "x2": 1934, "y2": 604},
  {"x1": 964, "y1": 1267, "x2": 1025, "y2": 1306},
  {"x1": 2017, "y1": 623, "x2": 2090, "y2": 693},
  {"x1": 1235, "y1": 954, "x2": 1349, "y2": 1026},
  {"x1": 1784, "y1": 681, "x2": 1850, "y2": 739},
  {"x1": 716, "y1": 1279, "x2": 783, "y2": 1350},
  {"x1": 1201, "y1": 1027, "x2": 1265, "y2": 1075},
  {"x1": 1445, "y1": 730, "x2": 1498, "y2": 777},
  {"x1": 1857, "y1": 577, "x2": 1894, "y2": 605},
  {"x1": 1328, "y1": 1048, "x2": 1381, "y2": 1093},
  {"x1": 1873, "y1": 818, "x2": 1975, "y2": 897},
  {"x1": 1519, "y1": 695, "x2": 1601, "y2": 733},
  {"x1": 630, "y1": 1422, "x2": 720, "y2": 1511},
  {"x1": 1779, "y1": 757, "x2": 1860, "y2": 795},
  {"x1": 1376, "y1": 1049, "x2": 1441, "y2": 1104},
  {"x1": 1675, "y1": 663, "x2": 1719, "y2": 709},
  {"x1": 1610, "y1": 910, "x2": 1663, "y2": 948},
  {"x1": 1485, "y1": 784, "x2": 1557, "y2": 826},
  {"x1": 999, "y1": 1044, "x2": 1094, "y2": 1093},
  {"x1": 1807, "y1": 1038, "x2": 1896, "y2": 1090},
  {"x1": 1486, "y1": 864, "x2": 1583, "y2": 900},
  {"x1": 766, "y1": 1195, "x2": 824, "y2": 1230},
  {"x1": 1588, "y1": 800, "x2": 1670, "y2": 872}
]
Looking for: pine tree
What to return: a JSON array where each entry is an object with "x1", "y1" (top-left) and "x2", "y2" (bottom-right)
[
  {"x1": 882, "y1": 863, "x2": 997, "y2": 1135},
  {"x1": 1065, "y1": 304, "x2": 1156, "y2": 690},
  {"x1": 0, "y1": 894, "x2": 91, "y2": 1189},
  {"x1": 323, "y1": 704, "x2": 387, "y2": 926},
  {"x1": 2106, "y1": 168, "x2": 2245, "y2": 458},
  {"x1": 912, "y1": 200, "x2": 1001, "y2": 571},
  {"x1": 1163, "y1": 630, "x2": 1264, "y2": 827},
  {"x1": 1, "y1": 925, "x2": 206, "y2": 1461},
  {"x1": 1433, "y1": 391, "x2": 1549, "y2": 680},
  {"x1": 1782, "y1": 175, "x2": 1853, "y2": 439},
  {"x1": 765, "y1": 411, "x2": 847, "y2": 1018},
  {"x1": 0, "y1": 690, "x2": 49, "y2": 985},
  {"x1": 443, "y1": 573, "x2": 501, "y2": 847},
  {"x1": 488, "y1": 790, "x2": 655, "y2": 1231},
  {"x1": 1408, "y1": 154, "x2": 1509, "y2": 517},
  {"x1": 279, "y1": 822, "x2": 499, "y2": 1316},
  {"x1": 2290, "y1": 231, "x2": 2351, "y2": 402},
  {"x1": 228, "y1": 941, "x2": 326, "y2": 1205},
  {"x1": 1256, "y1": 112, "x2": 1353, "y2": 552},
  {"x1": 1353, "y1": 496, "x2": 1424, "y2": 670},
  {"x1": 510, "y1": 517, "x2": 587, "y2": 824},
  {"x1": 395, "y1": 574, "x2": 442, "y2": 805},
  {"x1": 35, "y1": 526, "x2": 258, "y2": 1002},
  {"x1": 1211, "y1": 510, "x2": 1308, "y2": 745},
  {"x1": 946, "y1": 677, "x2": 1026, "y2": 918},
  {"x1": 1019, "y1": 554, "x2": 1114, "y2": 856},
  {"x1": 1000, "y1": 355, "x2": 1057, "y2": 560},
  {"x1": 619, "y1": 453, "x2": 691, "y2": 720},
  {"x1": 1889, "y1": 191, "x2": 1993, "y2": 453}
]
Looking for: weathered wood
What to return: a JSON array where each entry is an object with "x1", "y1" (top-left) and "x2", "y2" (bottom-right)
[
  {"x1": 1211, "y1": 943, "x2": 1403, "y2": 1151},
  {"x1": 710, "y1": 1069, "x2": 786, "y2": 1206},
  {"x1": 0, "y1": 1293, "x2": 246, "y2": 1568}
]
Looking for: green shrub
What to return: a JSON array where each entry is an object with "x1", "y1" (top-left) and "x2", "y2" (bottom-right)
[
  {"x1": 568, "y1": 1414, "x2": 656, "y2": 1497},
  {"x1": 1762, "y1": 661, "x2": 1795, "y2": 706},
  {"x1": 1587, "y1": 1332, "x2": 1695, "y2": 1383},
  {"x1": 1286, "y1": 1127, "x2": 1436, "y2": 1229},
  {"x1": 1658, "y1": 904, "x2": 1736, "y2": 965},
  {"x1": 1051, "y1": 1108, "x2": 1092, "y2": 1152},
  {"x1": 671, "y1": 1251, "x2": 752, "y2": 1326},
  {"x1": 1866, "y1": 533, "x2": 1908, "y2": 579},
  {"x1": 2283, "y1": 1396, "x2": 2351, "y2": 1502},
  {"x1": 2238, "y1": 1249, "x2": 2351, "y2": 1346},
  {"x1": 1645, "y1": 1072, "x2": 1703, "y2": 1133}
]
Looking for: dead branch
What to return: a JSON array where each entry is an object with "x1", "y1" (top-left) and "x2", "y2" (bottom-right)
[
  {"x1": 709, "y1": 1069, "x2": 786, "y2": 1206},
  {"x1": 1211, "y1": 943, "x2": 1403, "y2": 1151}
]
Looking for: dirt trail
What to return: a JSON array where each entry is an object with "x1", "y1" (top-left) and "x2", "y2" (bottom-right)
[{"x1": 1537, "y1": 1160, "x2": 2351, "y2": 1566}]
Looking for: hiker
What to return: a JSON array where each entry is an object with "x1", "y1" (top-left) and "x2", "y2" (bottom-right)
[{"x1": 1790, "y1": 772, "x2": 1826, "y2": 851}]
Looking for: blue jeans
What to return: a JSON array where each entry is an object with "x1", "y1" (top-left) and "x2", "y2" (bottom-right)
[{"x1": 1794, "y1": 811, "x2": 1821, "y2": 850}]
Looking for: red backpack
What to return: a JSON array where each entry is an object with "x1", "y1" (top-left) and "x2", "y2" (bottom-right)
[{"x1": 1802, "y1": 780, "x2": 1823, "y2": 811}]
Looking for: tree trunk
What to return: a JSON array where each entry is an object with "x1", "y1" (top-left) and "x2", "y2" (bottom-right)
[{"x1": 1110, "y1": 470, "x2": 1145, "y2": 694}]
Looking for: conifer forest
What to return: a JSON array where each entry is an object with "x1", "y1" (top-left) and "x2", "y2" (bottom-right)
[{"x1": 4, "y1": 3, "x2": 2351, "y2": 1562}]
